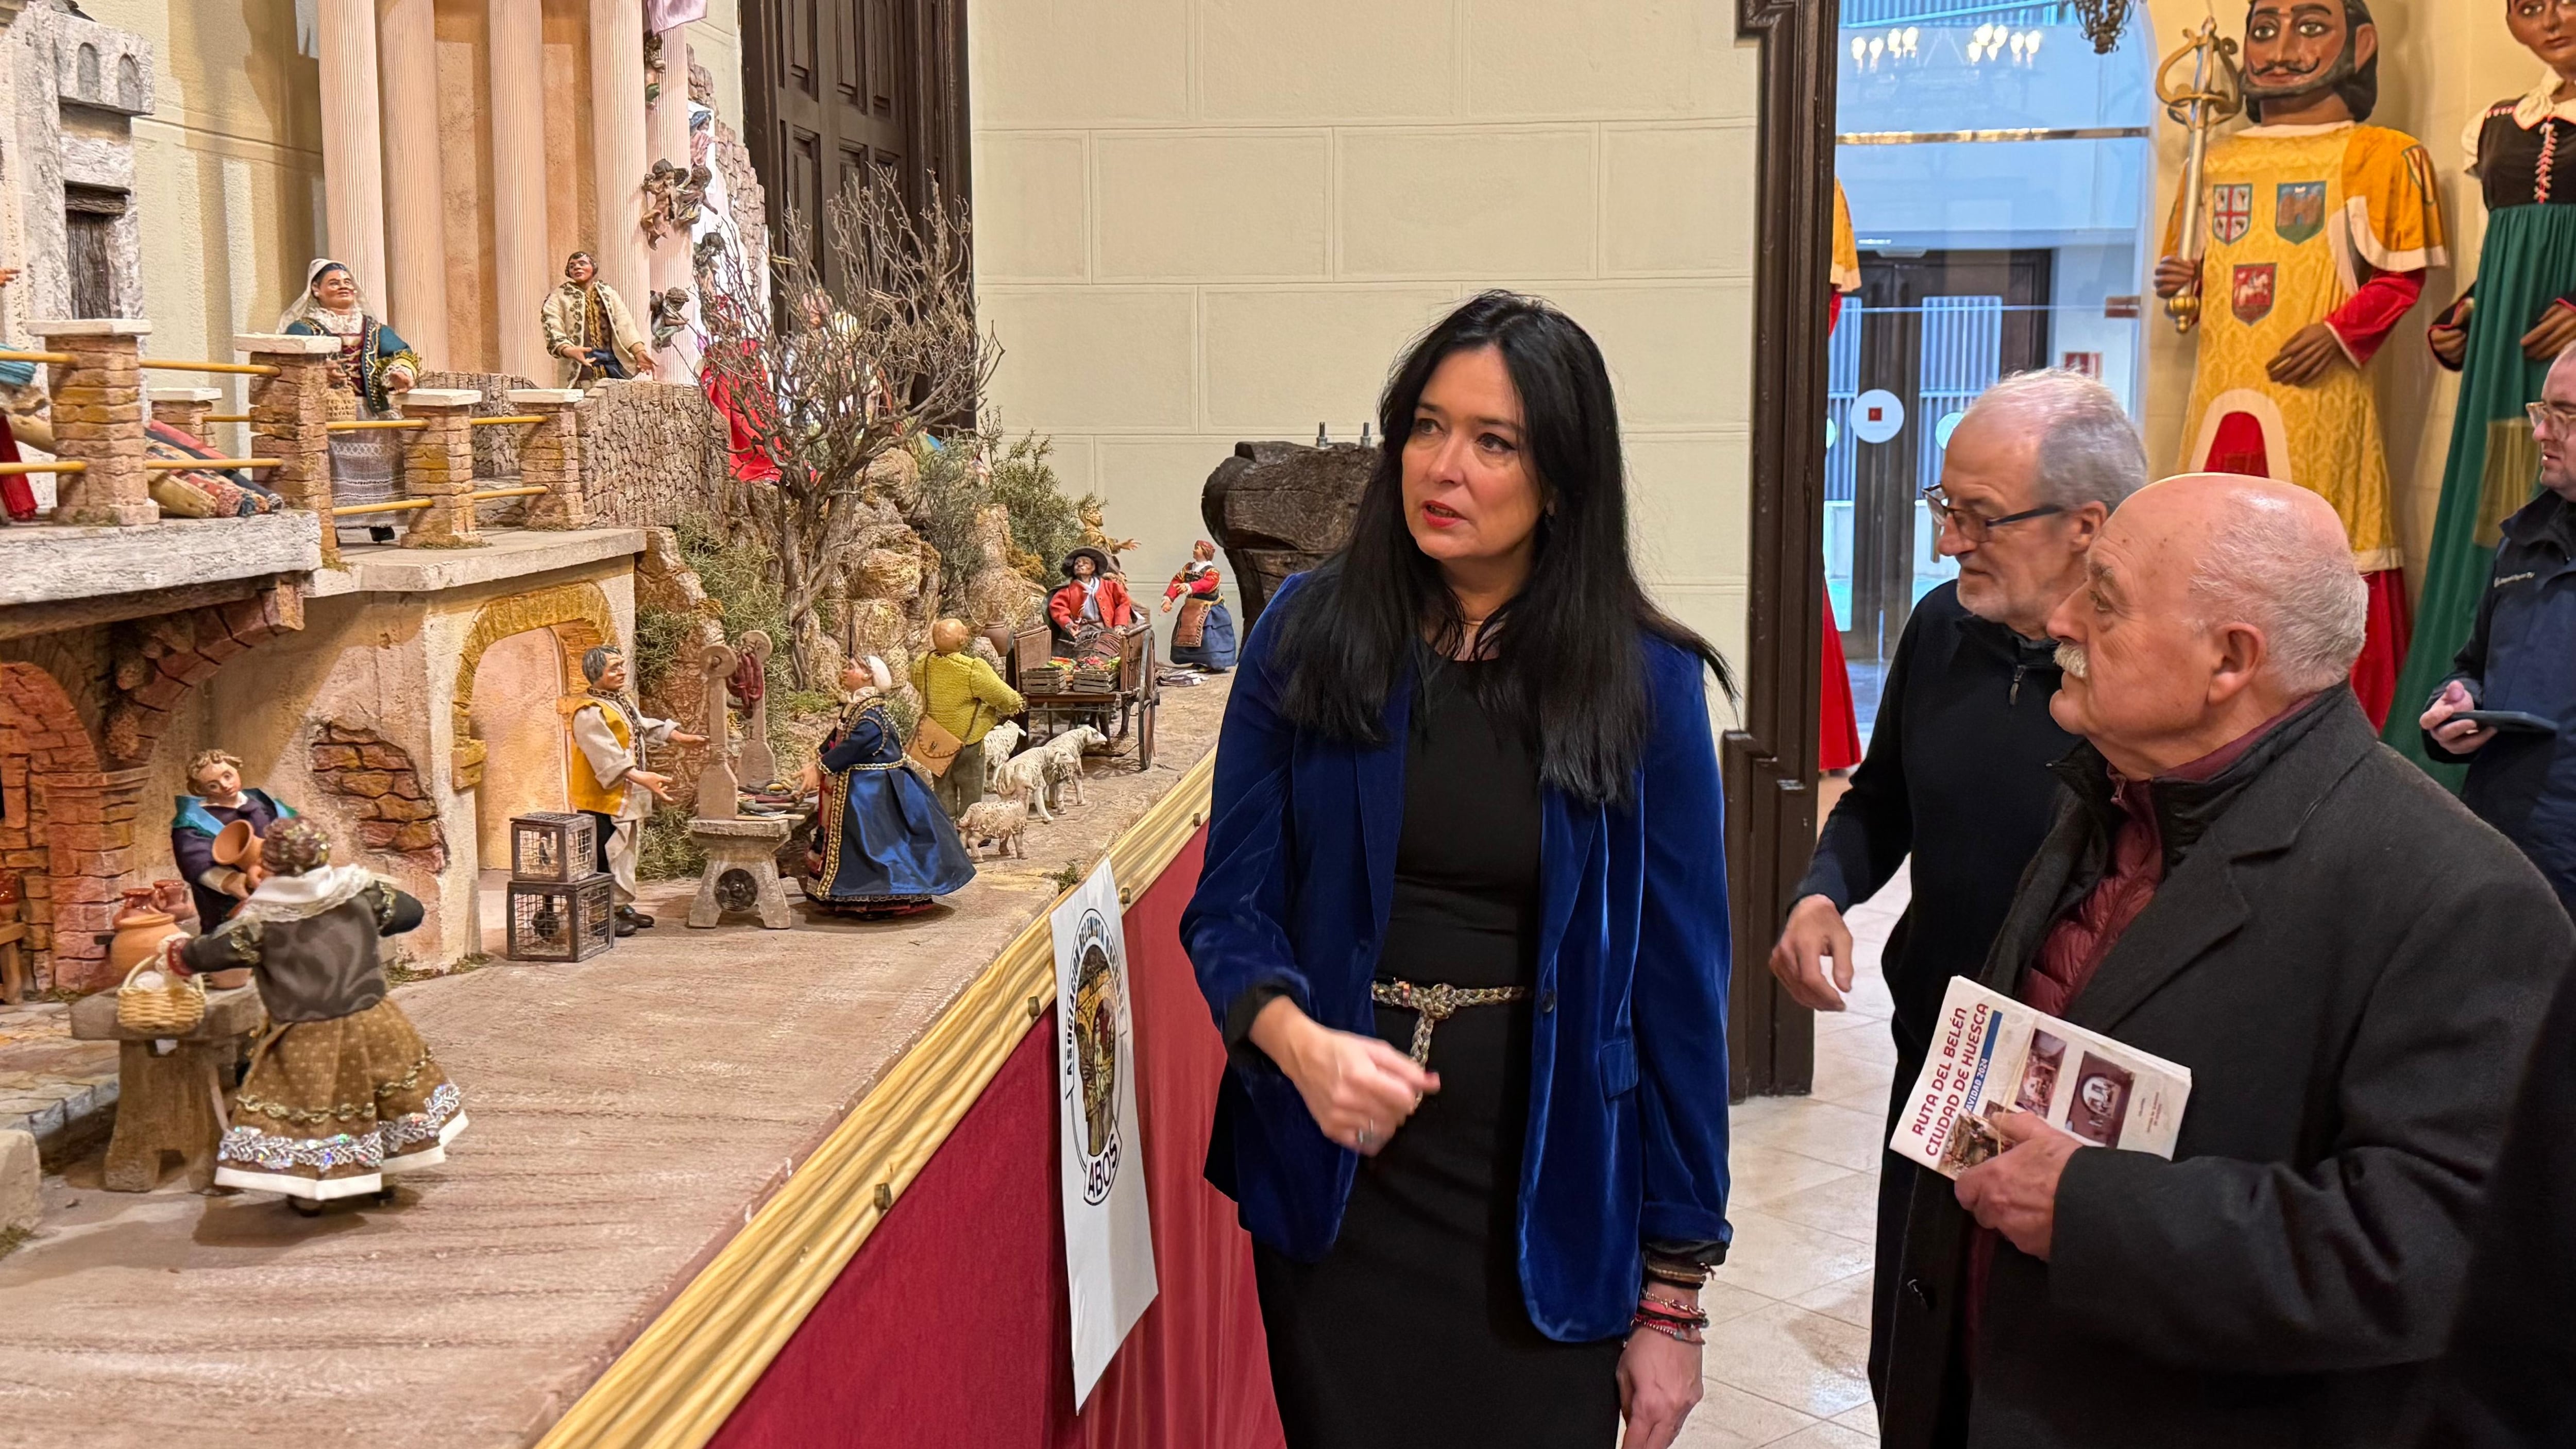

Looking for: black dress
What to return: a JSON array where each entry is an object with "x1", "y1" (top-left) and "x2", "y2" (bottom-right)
[{"x1": 1252, "y1": 660, "x2": 1623, "y2": 1449}]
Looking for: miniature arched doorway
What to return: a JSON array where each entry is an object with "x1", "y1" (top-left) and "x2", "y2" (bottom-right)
[
  {"x1": 451, "y1": 583, "x2": 618, "y2": 873},
  {"x1": 0, "y1": 662, "x2": 109, "y2": 993}
]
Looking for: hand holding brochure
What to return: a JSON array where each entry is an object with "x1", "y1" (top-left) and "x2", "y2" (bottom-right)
[{"x1": 1890, "y1": 977, "x2": 2192, "y2": 1179}]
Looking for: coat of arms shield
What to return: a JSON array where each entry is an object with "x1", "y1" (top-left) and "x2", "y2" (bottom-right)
[
  {"x1": 2211, "y1": 183, "x2": 2253, "y2": 244},
  {"x1": 2275, "y1": 181, "x2": 2327, "y2": 245},
  {"x1": 2232, "y1": 263, "x2": 2277, "y2": 323}
]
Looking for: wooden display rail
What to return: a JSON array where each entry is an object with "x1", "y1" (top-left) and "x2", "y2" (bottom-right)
[
  {"x1": 535, "y1": 752, "x2": 1218, "y2": 1449},
  {"x1": 0, "y1": 347, "x2": 279, "y2": 377},
  {"x1": 328, "y1": 484, "x2": 549, "y2": 519}
]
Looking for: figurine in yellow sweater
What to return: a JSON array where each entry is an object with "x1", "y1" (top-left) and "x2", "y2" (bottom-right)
[{"x1": 909, "y1": 618, "x2": 1025, "y2": 819}]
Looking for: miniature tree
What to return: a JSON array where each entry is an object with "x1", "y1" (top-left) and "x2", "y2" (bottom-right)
[{"x1": 693, "y1": 168, "x2": 998, "y2": 686}]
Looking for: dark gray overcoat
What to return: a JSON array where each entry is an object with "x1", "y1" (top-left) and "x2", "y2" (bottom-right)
[{"x1": 1880, "y1": 691, "x2": 2574, "y2": 1448}]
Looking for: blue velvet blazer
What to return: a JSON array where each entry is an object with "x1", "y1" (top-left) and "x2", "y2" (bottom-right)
[{"x1": 1181, "y1": 574, "x2": 1735, "y2": 1342}]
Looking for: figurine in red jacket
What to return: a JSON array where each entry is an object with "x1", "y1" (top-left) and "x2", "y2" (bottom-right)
[{"x1": 1047, "y1": 547, "x2": 1134, "y2": 652}]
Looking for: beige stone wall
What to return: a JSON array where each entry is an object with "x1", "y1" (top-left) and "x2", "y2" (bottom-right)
[
  {"x1": 2139, "y1": 0, "x2": 2534, "y2": 585},
  {"x1": 968, "y1": 0, "x2": 1761, "y2": 670}
]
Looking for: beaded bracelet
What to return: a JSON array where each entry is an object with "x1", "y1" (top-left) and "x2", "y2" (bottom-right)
[
  {"x1": 1636, "y1": 1293, "x2": 1707, "y2": 1322},
  {"x1": 1629, "y1": 1311, "x2": 1707, "y2": 1346},
  {"x1": 1632, "y1": 1289, "x2": 1710, "y2": 1343}
]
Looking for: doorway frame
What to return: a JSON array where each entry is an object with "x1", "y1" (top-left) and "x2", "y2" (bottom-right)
[{"x1": 1727, "y1": 0, "x2": 1838, "y2": 1099}]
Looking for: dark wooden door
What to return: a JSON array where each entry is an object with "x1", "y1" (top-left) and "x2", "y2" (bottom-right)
[{"x1": 740, "y1": 0, "x2": 970, "y2": 293}]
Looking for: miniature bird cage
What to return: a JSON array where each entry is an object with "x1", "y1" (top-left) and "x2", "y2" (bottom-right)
[
  {"x1": 505, "y1": 874, "x2": 615, "y2": 962},
  {"x1": 510, "y1": 812, "x2": 597, "y2": 882}
]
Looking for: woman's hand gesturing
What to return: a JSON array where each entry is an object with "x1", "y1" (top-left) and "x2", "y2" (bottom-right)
[
  {"x1": 1618, "y1": 1296, "x2": 1705, "y2": 1449},
  {"x1": 1247, "y1": 996, "x2": 1437, "y2": 1154}
]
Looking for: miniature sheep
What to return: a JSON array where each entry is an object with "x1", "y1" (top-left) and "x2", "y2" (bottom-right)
[
  {"x1": 1032, "y1": 725, "x2": 1107, "y2": 809},
  {"x1": 956, "y1": 798, "x2": 1029, "y2": 859},
  {"x1": 981, "y1": 719, "x2": 1025, "y2": 792},
  {"x1": 995, "y1": 750, "x2": 1060, "y2": 822}
]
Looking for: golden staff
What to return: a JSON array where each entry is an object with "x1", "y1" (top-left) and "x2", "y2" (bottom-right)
[{"x1": 2156, "y1": 18, "x2": 2243, "y2": 334}]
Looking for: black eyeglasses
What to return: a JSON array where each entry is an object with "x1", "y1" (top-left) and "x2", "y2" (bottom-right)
[{"x1": 1920, "y1": 486, "x2": 2065, "y2": 542}]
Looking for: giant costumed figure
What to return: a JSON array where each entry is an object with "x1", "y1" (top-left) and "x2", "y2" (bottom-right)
[
  {"x1": 2387, "y1": 1, "x2": 2576, "y2": 776},
  {"x1": 2152, "y1": 0, "x2": 2445, "y2": 728}
]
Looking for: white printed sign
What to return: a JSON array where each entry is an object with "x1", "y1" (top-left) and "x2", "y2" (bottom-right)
[{"x1": 1054, "y1": 858, "x2": 1158, "y2": 1409}]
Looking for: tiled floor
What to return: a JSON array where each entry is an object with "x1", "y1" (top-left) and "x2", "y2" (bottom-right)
[{"x1": 1676, "y1": 865, "x2": 1907, "y2": 1448}]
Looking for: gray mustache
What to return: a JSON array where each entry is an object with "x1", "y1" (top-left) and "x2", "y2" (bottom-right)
[{"x1": 2056, "y1": 643, "x2": 2089, "y2": 679}]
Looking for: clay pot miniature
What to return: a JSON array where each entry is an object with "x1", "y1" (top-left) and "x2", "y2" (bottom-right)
[
  {"x1": 106, "y1": 887, "x2": 190, "y2": 982},
  {"x1": 152, "y1": 877, "x2": 197, "y2": 925},
  {"x1": 212, "y1": 819, "x2": 266, "y2": 878}
]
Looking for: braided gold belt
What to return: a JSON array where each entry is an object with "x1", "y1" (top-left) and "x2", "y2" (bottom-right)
[{"x1": 1371, "y1": 977, "x2": 1531, "y2": 1066}]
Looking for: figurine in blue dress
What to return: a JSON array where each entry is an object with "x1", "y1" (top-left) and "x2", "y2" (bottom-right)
[{"x1": 800, "y1": 656, "x2": 974, "y2": 915}]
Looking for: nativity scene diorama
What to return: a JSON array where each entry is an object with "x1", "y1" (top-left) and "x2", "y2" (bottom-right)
[{"x1": 0, "y1": 134, "x2": 1191, "y2": 1238}]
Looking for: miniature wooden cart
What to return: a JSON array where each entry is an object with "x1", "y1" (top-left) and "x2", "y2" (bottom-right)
[{"x1": 1008, "y1": 620, "x2": 1160, "y2": 771}]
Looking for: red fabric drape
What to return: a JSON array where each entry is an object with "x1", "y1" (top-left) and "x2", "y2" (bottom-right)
[
  {"x1": 0, "y1": 415, "x2": 32, "y2": 522},
  {"x1": 2353, "y1": 568, "x2": 2410, "y2": 730},
  {"x1": 1819, "y1": 588, "x2": 1863, "y2": 772},
  {"x1": 711, "y1": 832, "x2": 1284, "y2": 1449}
]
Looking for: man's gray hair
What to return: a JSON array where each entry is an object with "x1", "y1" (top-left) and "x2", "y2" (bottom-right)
[
  {"x1": 581, "y1": 644, "x2": 623, "y2": 685},
  {"x1": 2187, "y1": 486, "x2": 2367, "y2": 693},
  {"x1": 1964, "y1": 369, "x2": 2150, "y2": 513}
]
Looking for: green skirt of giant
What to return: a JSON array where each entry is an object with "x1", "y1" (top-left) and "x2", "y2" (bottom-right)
[{"x1": 2385, "y1": 203, "x2": 2576, "y2": 782}]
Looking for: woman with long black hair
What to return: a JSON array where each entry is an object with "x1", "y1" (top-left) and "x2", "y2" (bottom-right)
[{"x1": 1183, "y1": 292, "x2": 1736, "y2": 1448}]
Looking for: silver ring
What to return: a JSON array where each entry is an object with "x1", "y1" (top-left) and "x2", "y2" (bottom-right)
[{"x1": 1355, "y1": 1126, "x2": 1372, "y2": 1148}]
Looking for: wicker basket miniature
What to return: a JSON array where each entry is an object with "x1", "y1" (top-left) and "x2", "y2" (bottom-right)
[{"x1": 115, "y1": 955, "x2": 207, "y2": 1035}]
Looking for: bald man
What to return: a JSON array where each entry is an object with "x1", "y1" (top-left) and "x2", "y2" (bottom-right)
[{"x1": 1877, "y1": 474, "x2": 2573, "y2": 1449}]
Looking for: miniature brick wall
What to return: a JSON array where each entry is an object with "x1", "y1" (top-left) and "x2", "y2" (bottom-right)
[
  {"x1": 101, "y1": 582, "x2": 303, "y2": 769},
  {"x1": 0, "y1": 661, "x2": 129, "y2": 993},
  {"x1": 308, "y1": 722, "x2": 448, "y2": 873},
  {"x1": 416, "y1": 371, "x2": 543, "y2": 480}
]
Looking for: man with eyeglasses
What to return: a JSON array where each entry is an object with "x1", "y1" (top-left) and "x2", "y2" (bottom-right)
[
  {"x1": 2420, "y1": 347, "x2": 2576, "y2": 914},
  {"x1": 1768, "y1": 369, "x2": 2147, "y2": 1409}
]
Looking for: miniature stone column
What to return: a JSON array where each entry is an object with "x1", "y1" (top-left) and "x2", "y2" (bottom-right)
[
  {"x1": 684, "y1": 639, "x2": 792, "y2": 929},
  {"x1": 146, "y1": 386, "x2": 218, "y2": 440},
  {"x1": 507, "y1": 388, "x2": 586, "y2": 528},
  {"x1": 396, "y1": 387, "x2": 481, "y2": 548},
  {"x1": 691, "y1": 641, "x2": 741, "y2": 820},
  {"x1": 377, "y1": 0, "x2": 449, "y2": 366},
  {"x1": 316, "y1": 0, "x2": 388, "y2": 296},
  {"x1": 488, "y1": 0, "x2": 552, "y2": 382},
  {"x1": 37, "y1": 318, "x2": 151, "y2": 526},
  {"x1": 589, "y1": 0, "x2": 650, "y2": 315},
  {"x1": 736, "y1": 630, "x2": 777, "y2": 786},
  {"x1": 238, "y1": 332, "x2": 345, "y2": 565}
]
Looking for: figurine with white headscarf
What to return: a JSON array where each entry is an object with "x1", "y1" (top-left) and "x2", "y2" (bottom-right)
[{"x1": 279, "y1": 259, "x2": 421, "y2": 416}]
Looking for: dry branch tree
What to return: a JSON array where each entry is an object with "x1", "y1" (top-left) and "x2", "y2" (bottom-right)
[{"x1": 694, "y1": 168, "x2": 998, "y2": 686}]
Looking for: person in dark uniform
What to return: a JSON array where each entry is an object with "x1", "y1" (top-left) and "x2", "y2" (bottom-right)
[
  {"x1": 2422, "y1": 343, "x2": 2576, "y2": 914},
  {"x1": 1183, "y1": 292, "x2": 1736, "y2": 1449}
]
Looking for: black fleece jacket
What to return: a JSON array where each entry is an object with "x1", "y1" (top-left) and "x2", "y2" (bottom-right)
[{"x1": 1792, "y1": 582, "x2": 2078, "y2": 1073}]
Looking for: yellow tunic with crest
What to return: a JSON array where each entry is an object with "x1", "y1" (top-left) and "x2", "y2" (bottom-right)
[{"x1": 2163, "y1": 122, "x2": 2446, "y2": 571}]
